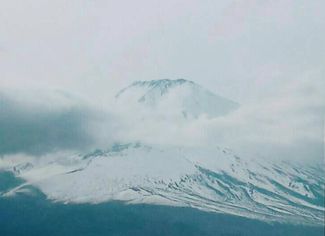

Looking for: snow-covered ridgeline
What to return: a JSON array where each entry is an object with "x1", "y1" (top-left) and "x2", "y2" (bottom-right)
[{"x1": 1, "y1": 143, "x2": 324, "y2": 225}]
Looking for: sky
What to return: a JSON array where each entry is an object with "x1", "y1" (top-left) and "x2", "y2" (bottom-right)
[{"x1": 0, "y1": 0, "x2": 324, "y2": 162}]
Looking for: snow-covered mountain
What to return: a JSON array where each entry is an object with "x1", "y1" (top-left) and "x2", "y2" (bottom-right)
[
  {"x1": 115, "y1": 79, "x2": 239, "y2": 119},
  {"x1": 1, "y1": 79, "x2": 324, "y2": 226},
  {"x1": 1, "y1": 143, "x2": 324, "y2": 225}
]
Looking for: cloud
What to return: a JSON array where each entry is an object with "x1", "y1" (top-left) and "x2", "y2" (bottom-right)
[
  {"x1": 0, "y1": 89, "x2": 113, "y2": 156},
  {"x1": 113, "y1": 75, "x2": 324, "y2": 162},
  {"x1": 0, "y1": 73, "x2": 323, "y2": 164}
]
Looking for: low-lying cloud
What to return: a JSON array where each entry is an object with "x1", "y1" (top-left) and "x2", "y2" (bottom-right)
[
  {"x1": 115, "y1": 76, "x2": 324, "y2": 162},
  {"x1": 0, "y1": 75, "x2": 323, "y2": 164},
  {"x1": 0, "y1": 89, "x2": 109, "y2": 156}
]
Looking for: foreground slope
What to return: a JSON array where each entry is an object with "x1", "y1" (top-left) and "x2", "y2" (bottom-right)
[
  {"x1": 1, "y1": 171, "x2": 324, "y2": 236},
  {"x1": 2, "y1": 143, "x2": 324, "y2": 225}
]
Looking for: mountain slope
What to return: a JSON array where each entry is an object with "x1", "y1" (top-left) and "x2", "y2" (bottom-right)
[{"x1": 2, "y1": 143, "x2": 324, "y2": 225}]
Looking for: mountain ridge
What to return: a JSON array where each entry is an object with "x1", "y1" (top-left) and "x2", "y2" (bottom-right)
[{"x1": 2, "y1": 143, "x2": 324, "y2": 225}]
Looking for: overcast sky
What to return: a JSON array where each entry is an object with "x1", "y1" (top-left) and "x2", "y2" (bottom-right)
[
  {"x1": 1, "y1": 0, "x2": 324, "y2": 101},
  {"x1": 0, "y1": 0, "x2": 324, "y2": 161}
]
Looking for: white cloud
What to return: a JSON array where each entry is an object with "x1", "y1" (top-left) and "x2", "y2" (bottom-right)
[{"x1": 112, "y1": 74, "x2": 324, "y2": 162}]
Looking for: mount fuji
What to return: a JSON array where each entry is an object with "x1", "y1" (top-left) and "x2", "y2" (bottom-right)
[{"x1": 1, "y1": 79, "x2": 324, "y2": 226}]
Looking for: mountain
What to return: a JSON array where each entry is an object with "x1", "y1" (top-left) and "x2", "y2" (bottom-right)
[
  {"x1": 2, "y1": 143, "x2": 324, "y2": 225},
  {"x1": 115, "y1": 79, "x2": 239, "y2": 119},
  {"x1": 0, "y1": 79, "x2": 324, "y2": 227}
]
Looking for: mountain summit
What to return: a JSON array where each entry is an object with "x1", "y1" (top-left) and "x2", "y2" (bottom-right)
[{"x1": 116, "y1": 79, "x2": 239, "y2": 118}]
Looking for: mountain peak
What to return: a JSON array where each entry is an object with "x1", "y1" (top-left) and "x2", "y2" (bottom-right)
[
  {"x1": 116, "y1": 79, "x2": 239, "y2": 118},
  {"x1": 116, "y1": 79, "x2": 194, "y2": 99},
  {"x1": 131, "y1": 78, "x2": 194, "y2": 87}
]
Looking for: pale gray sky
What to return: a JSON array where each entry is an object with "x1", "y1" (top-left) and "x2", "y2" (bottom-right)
[{"x1": 1, "y1": 0, "x2": 324, "y2": 102}]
